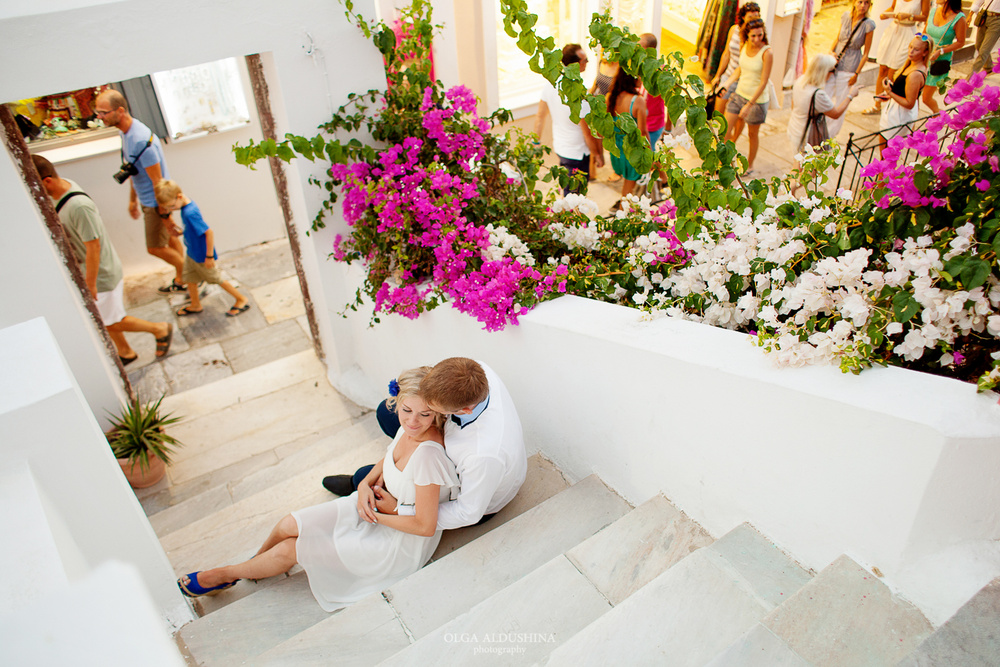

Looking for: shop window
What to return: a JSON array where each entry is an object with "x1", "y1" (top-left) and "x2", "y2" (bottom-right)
[{"x1": 8, "y1": 57, "x2": 249, "y2": 155}]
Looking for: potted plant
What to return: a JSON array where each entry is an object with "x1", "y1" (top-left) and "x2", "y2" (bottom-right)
[{"x1": 106, "y1": 395, "x2": 183, "y2": 488}]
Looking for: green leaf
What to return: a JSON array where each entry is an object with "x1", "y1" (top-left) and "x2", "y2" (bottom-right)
[
  {"x1": 276, "y1": 144, "x2": 295, "y2": 163},
  {"x1": 667, "y1": 94, "x2": 686, "y2": 126},
  {"x1": 707, "y1": 189, "x2": 727, "y2": 210},
  {"x1": 719, "y1": 166, "x2": 736, "y2": 188},
  {"x1": 962, "y1": 258, "x2": 992, "y2": 290},
  {"x1": 892, "y1": 291, "x2": 921, "y2": 323}
]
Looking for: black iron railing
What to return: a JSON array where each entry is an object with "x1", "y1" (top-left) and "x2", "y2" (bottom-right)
[{"x1": 836, "y1": 111, "x2": 959, "y2": 197}]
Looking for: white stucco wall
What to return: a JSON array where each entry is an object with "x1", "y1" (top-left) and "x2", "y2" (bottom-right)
[{"x1": 0, "y1": 318, "x2": 190, "y2": 629}]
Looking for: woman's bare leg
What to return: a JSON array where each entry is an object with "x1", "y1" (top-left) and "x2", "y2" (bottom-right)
[
  {"x1": 180, "y1": 514, "x2": 300, "y2": 589},
  {"x1": 747, "y1": 123, "x2": 761, "y2": 171},
  {"x1": 621, "y1": 179, "x2": 638, "y2": 198},
  {"x1": 921, "y1": 85, "x2": 939, "y2": 114}
]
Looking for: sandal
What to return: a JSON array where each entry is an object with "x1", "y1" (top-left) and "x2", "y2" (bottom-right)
[
  {"x1": 861, "y1": 105, "x2": 881, "y2": 115},
  {"x1": 177, "y1": 572, "x2": 239, "y2": 598},
  {"x1": 158, "y1": 280, "x2": 187, "y2": 294},
  {"x1": 176, "y1": 306, "x2": 203, "y2": 316},
  {"x1": 155, "y1": 324, "x2": 173, "y2": 358},
  {"x1": 226, "y1": 304, "x2": 251, "y2": 317},
  {"x1": 119, "y1": 354, "x2": 138, "y2": 367}
]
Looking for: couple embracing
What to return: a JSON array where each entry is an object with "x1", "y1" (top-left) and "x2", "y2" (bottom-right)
[{"x1": 178, "y1": 358, "x2": 526, "y2": 612}]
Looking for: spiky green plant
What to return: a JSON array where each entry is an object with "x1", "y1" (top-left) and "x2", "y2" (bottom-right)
[{"x1": 106, "y1": 396, "x2": 183, "y2": 471}]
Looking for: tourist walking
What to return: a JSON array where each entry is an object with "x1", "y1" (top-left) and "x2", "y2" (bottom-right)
[
  {"x1": 606, "y1": 70, "x2": 650, "y2": 200},
  {"x1": 827, "y1": 0, "x2": 875, "y2": 136},
  {"x1": 789, "y1": 54, "x2": 861, "y2": 151},
  {"x1": 867, "y1": 0, "x2": 930, "y2": 114},
  {"x1": 721, "y1": 18, "x2": 773, "y2": 175},
  {"x1": 921, "y1": 0, "x2": 967, "y2": 113},
  {"x1": 969, "y1": 0, "x2": 1000, "y2": 75},
  {"x1": 710, "y1": 2, "x2": 761, "y2": 115}
]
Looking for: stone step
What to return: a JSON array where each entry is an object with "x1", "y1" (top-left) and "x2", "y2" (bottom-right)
[
  {"x1": 546, "y1": 523, "x2": 813, "y2": 666},
  {"x1": 177, "y1": 572, "x2": 328, "y2": 667},
  {"x1": 381, "y1": 494, "x2": 711, "y2": 665},
  {"x1": 565, "y1": 493, "x2": 714, "y2": 605},
  {"x1": 897, "y1": 576, "x2": 1000, "y2": 666},
  {"x1": 148, "y1": 415, "x2": 383, "y2": 537},
  {"x1": 250, "y1": 475, "x2": 630, "y2": 665},
  {"x1": 754, "y1": 554, "x2": 933, "y2": 667}
]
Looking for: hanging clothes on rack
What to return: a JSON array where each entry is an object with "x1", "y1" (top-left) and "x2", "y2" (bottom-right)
[{"x1": 697, "y1": 0, "x2": 740, "y2": 79}]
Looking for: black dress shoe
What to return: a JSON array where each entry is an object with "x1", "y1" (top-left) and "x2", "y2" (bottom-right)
[{"x1": 322, "y1": 474, "x2": 354, "y2": 496}]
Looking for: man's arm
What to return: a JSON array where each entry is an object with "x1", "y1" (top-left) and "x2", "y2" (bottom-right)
[
  {"x1": 580, "y1": 119, "x2": 604, "y2": 167},
  {"x1": 128, "y1": 183, "x2": 140, "y2": 220},
  {"x1": 435, "y1": 456, "x2": 505, "y2": 530},
  {"x1": 82, "y1": 239, "x2": 100, "y2": 298},
  {"x1": 533, "y1": 100, "x2": 550, "y2": 143}
]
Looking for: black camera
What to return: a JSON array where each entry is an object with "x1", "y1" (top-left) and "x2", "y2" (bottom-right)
[{"x1": 113, "y1": 161, "x2": 139, "y2": 184}]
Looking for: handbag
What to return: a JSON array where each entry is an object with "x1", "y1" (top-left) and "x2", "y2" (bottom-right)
[
  {"x1": 976, "y1": 9, "x2": 987, "y2": 27},
  {"x1": 799, "y1": 90, "x2": 830, "y2": 150},
  {"x1": 929, "y1": 58, "x2": 951, "y2": 76}
]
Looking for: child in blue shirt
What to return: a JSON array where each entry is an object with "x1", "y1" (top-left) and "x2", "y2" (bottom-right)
[{"x1": 154, "y1": 180, "x2": 250, "y2": 317}]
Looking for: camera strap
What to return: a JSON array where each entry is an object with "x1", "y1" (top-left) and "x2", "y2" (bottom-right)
[
  {"x1": 122, "y1": 132, "x2": 154, "y2": 166},
  {"x1": 55, "y1": 191, "x2": 91, "y2": 213}
]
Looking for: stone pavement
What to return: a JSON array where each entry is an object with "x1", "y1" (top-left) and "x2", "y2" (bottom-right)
[{"x1": 121, "y1": 238, "x2": 314, "y2": 402}]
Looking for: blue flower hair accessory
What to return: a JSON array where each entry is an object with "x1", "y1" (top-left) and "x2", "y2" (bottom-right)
[{"x1": 388, "y1": 379, "x2": 400, "y2": 396}]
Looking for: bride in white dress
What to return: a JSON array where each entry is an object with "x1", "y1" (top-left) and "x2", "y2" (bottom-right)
[{"x1": 177, "y1": 367, "x2": 459, "y2": 611}]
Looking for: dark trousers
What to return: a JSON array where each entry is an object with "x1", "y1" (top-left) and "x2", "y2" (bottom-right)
[{"x1": 559, "y1": 153, "x2": 591, "y2": 195}]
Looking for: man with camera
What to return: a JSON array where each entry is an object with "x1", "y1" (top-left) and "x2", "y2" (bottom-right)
[{"x1": 95, "y1": 90, "x2": 187, "y2": 294}]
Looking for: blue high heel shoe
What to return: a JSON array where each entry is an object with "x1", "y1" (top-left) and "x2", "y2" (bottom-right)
[{"x1": 177, "y1": 571, "x2": 238, "y2": 597}]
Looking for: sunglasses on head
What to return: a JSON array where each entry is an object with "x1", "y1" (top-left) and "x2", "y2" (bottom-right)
[{"x1": 915, "y1": 32, "x2": 929, "y2": 41}]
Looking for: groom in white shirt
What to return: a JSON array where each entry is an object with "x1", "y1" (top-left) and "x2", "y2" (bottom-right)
[{"x1": 323, "y1": 358, "x2": 526, "y2": 528}]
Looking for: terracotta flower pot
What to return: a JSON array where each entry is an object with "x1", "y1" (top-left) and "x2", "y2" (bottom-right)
[{"x1": 117, "y1": 453, "x2": 166, "y2": 489}]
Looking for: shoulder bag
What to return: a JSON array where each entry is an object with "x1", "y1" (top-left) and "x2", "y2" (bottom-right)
[{"x1": 799, "y1": 90, "x2": 830, "y2": 150}]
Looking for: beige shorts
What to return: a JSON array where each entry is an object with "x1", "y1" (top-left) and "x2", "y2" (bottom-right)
[
  {"x1": 182, "y1": 256, "x2": 223, "y2": 285},
  {"x1": 143, "y1": 205, "x2": 171, "y2": 249},
  {"x1": 95, "y1": 279, "x2": 127, "y2": 326}
]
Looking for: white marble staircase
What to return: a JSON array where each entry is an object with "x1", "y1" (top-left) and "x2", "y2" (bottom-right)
[{"x1": 156, "y1": 350, "x2": 999, "y2": 666}]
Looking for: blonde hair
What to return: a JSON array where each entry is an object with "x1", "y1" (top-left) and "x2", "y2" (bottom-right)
[
  {"x1": 154, "y1": 179, "x2": 183, "y2": 205},
  {"x1": 805, "y1": 53, "x2": 837, "y2": 88},
  {"x1": 387, "y1": 366, "x2": 445, "y2": 430},
  {"x1": 420, "y1": 358, "x2": 489, "y2": 413}
]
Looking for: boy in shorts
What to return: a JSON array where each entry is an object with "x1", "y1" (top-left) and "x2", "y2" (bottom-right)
[{"x1": 154, "y1": 180, "x2": 250, "y2": 317}]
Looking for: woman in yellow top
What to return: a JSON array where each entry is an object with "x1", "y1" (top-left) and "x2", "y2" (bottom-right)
[{"x1": 721, "y1": 18, "x2": 773, "y2": 174}]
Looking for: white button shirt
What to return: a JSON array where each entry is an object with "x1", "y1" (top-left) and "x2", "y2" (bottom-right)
[{"x1": 435, "y1": 362, "x2": 526, "y2": 530}]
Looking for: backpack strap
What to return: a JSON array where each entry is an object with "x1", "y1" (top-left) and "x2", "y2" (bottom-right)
[{"x1": 55, "y1": 191, "x2": 91, "y2": 213}]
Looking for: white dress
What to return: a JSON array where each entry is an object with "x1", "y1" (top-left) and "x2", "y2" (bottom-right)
[
  {"x1": 292, "y1": 432, "x2": 459, "y2": 611},
  {"x1": 876, "y1": 0, "x2": 924, "y2": 69}
]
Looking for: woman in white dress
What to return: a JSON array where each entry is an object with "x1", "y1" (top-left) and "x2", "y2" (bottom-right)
[
  {"x1": 177, "y1": 367, "x2": 460, "y2": 612},
  {"x1": 866, "y1": 0, "x2": 930, "y2": 114}
]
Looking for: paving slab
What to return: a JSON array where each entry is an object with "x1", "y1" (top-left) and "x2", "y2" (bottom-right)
[
  {"x1": 218, "y1": 239, "x2": 297, "y2": 289},
  {"x1": 128, "y1": 360, "x2": 172, "y2": 403},
  {"x1": 251, "y1": 276, "x2": 305, "y2": 324},
  {"x1": 251, "y1": 591, "x2": 409, "y2": 667},
  {"x1": 177, "y1": 572, "x2": 329, "y2": 666},
  {"x1": 121, "y1": 298, "x2": 192, "y2": 371},
  {"x1": 172, "y1": 290, "x2": 268, "y2": 347},
  {"x1": 220, "y1": 318, "x2": 312, "y2": 374},
  {"x1": 704, "y1": 624, "x2": 812, "y2": 667},
  {"x1": 567, "y1": 494, "x2": 713, "y2": 605},
  {"x1": 897, "y1": 577, "x2": 1000, "y2": 667},
  {"x1": 383, "y1": 556, "x2": 611, "y2": 666},
  {"x1": 763, "y1": 554, "x2": 932, "y2": 667},
  {"x1": 706, "y1": 523, "x2": 814, "y2": 612},
  {"x1": 159, "y1": 342, "x2": 234, "y2": 395},
  {"x1": 386, "y1": 475, "x2": 631, "y2": 640},
  {"x1": 546, "y1": 547, "x2": 772, "y2": 667}
]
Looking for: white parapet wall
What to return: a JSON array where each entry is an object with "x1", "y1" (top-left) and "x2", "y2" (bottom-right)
[
  {"x1": 0, "y1": 318, "x2": 192, "y2": 631},
  {"x1": 318, "y1": 260, "x2": 1000, "y2": 626}
]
